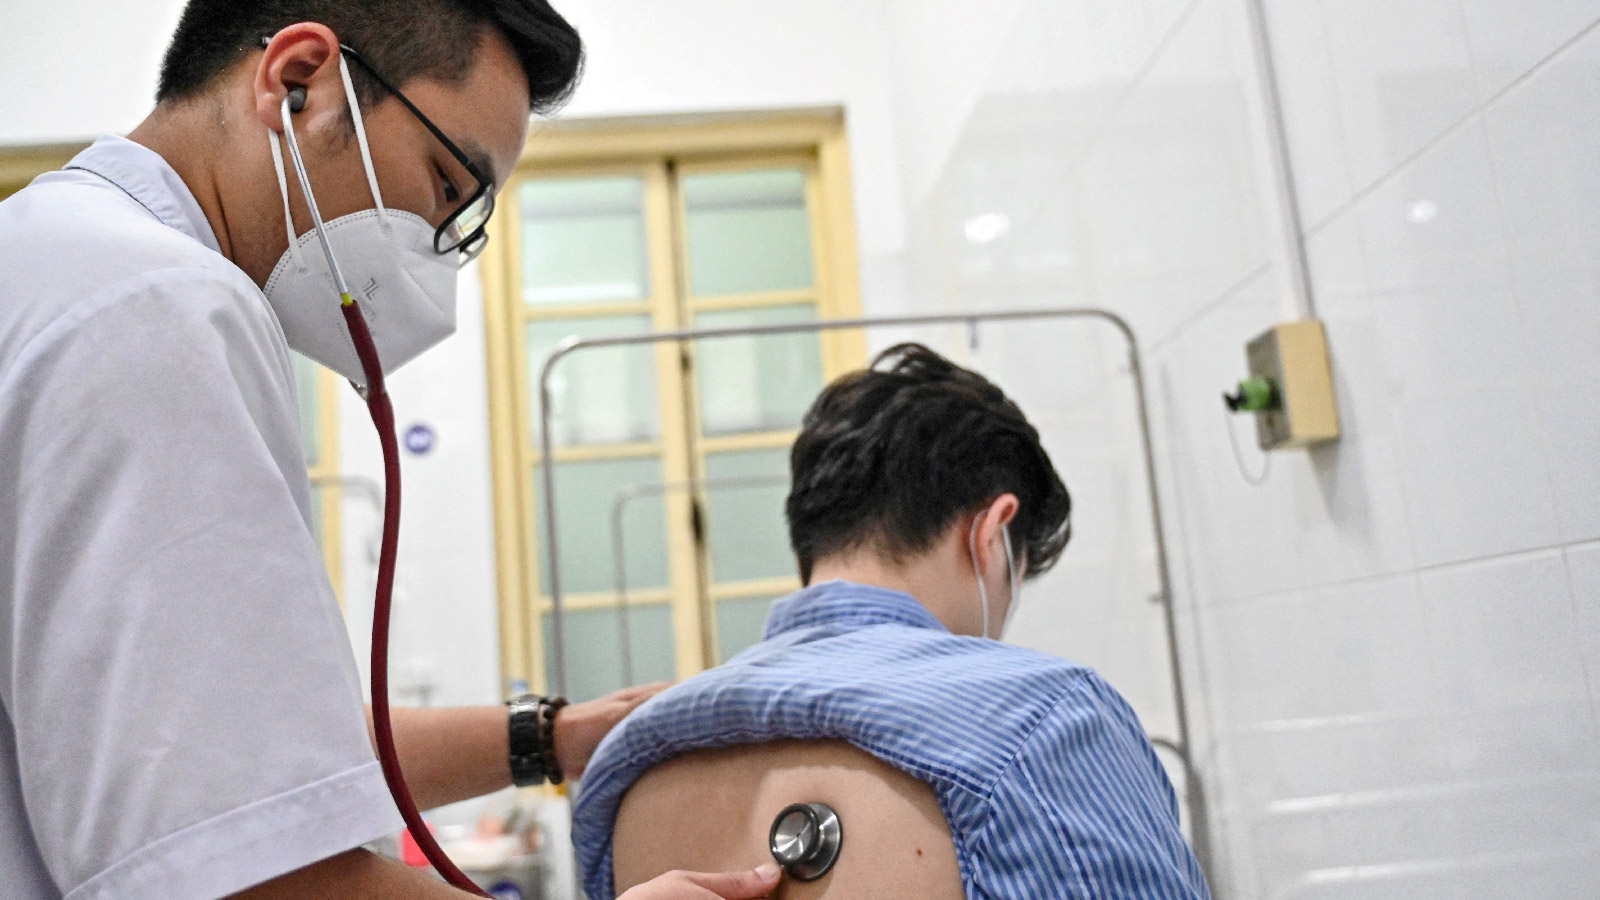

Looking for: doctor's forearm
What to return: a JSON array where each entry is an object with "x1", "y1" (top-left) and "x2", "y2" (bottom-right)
[{"x1": 364, "y1": 705, "x2": 512, "y2": 811}]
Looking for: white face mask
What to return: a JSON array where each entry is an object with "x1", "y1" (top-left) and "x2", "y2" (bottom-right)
[
  {"x1": 262, "y1": 55, "x2": 458, "y2": 387},
  {"x1": 968, "y1": 517, "x2": 1021, "y2": 640}
]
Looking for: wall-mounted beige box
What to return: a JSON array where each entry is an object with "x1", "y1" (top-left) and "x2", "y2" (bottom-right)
[{"x1": 1247, "y1": 321, "x2": 1341, "y2": 450}]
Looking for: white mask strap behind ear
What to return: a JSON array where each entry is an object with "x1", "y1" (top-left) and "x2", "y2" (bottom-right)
[
  {"x1": 337, "y1": 54, "x2": 390, "y2": 229},
  {"x1": 280, "y1": 94, "x2": 352, "y2": 298},
  {"x1": 1000, "y1": 523, "x2": 1019, "y2": 635},
  {"x1": 969, "y1": 517, "x2": 991, "y2": 640},
  {"x1": 267, "y1": 126, "x2": 307, "y2": 273}
]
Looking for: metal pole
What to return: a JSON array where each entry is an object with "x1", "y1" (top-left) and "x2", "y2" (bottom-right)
[
  {"x1": 309, "y1": 474, "x2": 385, "y2": 563},
  {"x1": 1244, "y1": 0, "x2": 1317, "y2": 321},
  {"x1": 609, "y1": 475, "x2": 793, "y2": 684},
  {"x1": 535, "y1": 307, "x2": 1213, "y2": 878},
  {"x1": 1111, "y1": 319, "x2": 1212, "y2": 873},
  {"x1": 609, "y1": 485, "x2": 636, "y2": 689}
]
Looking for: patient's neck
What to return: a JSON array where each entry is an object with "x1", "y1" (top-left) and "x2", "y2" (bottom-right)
[{"x1": 806, "y1": 539, "x2": 981, "y2": 636}]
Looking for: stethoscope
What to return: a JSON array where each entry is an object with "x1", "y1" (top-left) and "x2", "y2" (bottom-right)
[
  {"x1": 769, "y1": 802, "x2": 845, "y2": 882},
  {"x1": 288, "y1": 79, "x2": 850, "y2": 891},
  {"x1": 277, "y1": 87, "x2": 491, "y2": 894}
]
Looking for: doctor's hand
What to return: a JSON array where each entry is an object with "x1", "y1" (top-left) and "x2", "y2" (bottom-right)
[
  {"x1": 553, "y1": 681, "x2": 671, "y2": 779},
  {"x1": 618, "y1": 864, "x2": 782, "y2": 900}
]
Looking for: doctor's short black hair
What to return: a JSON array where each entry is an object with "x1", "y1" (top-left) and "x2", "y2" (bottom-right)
[
  {"x1": 786, "y1": 343, "x2": 1072, "y2": 584},
  {"x1": 156, "y1": 0, "x2": 582, "y2": 114}
]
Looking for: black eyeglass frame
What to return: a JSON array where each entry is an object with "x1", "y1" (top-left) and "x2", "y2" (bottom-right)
[{"x1": 259, "y1": 36, "x2": 495, "y2": 262}]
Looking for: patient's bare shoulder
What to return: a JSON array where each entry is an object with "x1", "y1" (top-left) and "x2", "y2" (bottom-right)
[{"x1": 613, "y1": 739, "x2": 964, "y2": 900}]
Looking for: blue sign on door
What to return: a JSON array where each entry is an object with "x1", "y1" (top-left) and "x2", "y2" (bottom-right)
[{"x1": 404, "y1": 423, "x2": 436, "y2": 456}]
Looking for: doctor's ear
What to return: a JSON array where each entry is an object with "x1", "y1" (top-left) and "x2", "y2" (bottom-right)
[{"x1": 251, "y1": 23, "x2": 341, "y2": 130}]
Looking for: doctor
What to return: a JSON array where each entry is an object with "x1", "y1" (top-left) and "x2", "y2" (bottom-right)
[{"x1": 0, "y1": 2, "x2": 779, "y2": 899}]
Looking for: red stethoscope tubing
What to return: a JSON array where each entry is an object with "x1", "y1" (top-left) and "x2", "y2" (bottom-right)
[{"x1": 342, "y1": 300, "x2": 490, "y2": 897}]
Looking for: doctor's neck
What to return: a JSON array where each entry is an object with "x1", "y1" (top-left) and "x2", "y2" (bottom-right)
[{"x1": 129, "y1": 96, "x2": 252, "y2": 270}]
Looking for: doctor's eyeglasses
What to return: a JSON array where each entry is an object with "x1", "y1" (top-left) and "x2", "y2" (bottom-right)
[{"x1": 261, "y1": 37, "x2": 495, "y2": 265}]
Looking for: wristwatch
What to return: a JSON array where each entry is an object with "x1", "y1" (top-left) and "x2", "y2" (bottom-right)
[{"x1": 507, "y1": 693, "x2": 568, "y2": 786}]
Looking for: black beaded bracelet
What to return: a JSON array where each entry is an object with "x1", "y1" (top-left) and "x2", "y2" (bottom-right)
[{"x1": 507, "y1": 694, "x2": 568, "y2": 787}]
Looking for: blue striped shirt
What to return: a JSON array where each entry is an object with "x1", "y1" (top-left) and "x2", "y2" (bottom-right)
[{"x1": 573, "y1": 580, "x2": 1210, "y2": 900}]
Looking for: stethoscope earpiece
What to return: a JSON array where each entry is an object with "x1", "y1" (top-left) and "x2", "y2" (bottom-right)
[{"x1": 769, "y1": 802, "x2": 843, "y2": 882}]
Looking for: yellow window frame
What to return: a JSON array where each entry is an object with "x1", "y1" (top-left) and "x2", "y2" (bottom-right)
[
  {"x1": 301, "y1": 366, "x2": 346, "y2": 605},
  {"x1": 480, "y1": 109, "x2": 867, "y2": 695}
]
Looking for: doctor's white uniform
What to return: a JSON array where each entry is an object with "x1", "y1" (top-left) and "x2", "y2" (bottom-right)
[{"x1": 0, "y1": 136, "x2": 401, "y2": 899}]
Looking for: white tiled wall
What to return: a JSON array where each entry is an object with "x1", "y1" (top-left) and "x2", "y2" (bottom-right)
[
  {"x1": 880, "y1": 0, "x2": 1600, "y2": 896},
  {"x1": 8, "y1": 0, "x2": 1597, "y2": 892}
]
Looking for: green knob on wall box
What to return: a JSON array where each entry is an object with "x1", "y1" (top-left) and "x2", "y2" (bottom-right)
[{"x1": 1224, "y1": 376, "x2": 1278, "y2": 413}]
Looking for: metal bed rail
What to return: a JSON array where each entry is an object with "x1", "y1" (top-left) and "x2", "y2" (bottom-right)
[
  {"x1": 608, "y1": 474, "x2": 791, "y2": 685},
  {"x1": 534, "y1": 307, "x2": 1213, "y2": 878}
]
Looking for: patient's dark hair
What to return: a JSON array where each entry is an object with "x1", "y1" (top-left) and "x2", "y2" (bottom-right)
[
  {"x1": 156, "y1": 0, "x2": 582, "y2": 114},
  {"x1": 787, "y1": 343, "x2": 1071, "y2": 584}
]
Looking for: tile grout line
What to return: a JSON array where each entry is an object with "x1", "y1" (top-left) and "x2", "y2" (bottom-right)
[
  {"x1": 1451, "y1": 0, "x2": 1488, "y2": 118},
  {"x1": 1303, "y1": 10, "x2": 1600, "y2": 241},
  {"x1": 1204, "y1": 541, "x2": 1585, "y2": 611},
  {"x1": 1474, "y1": 9, "x2": 1600, "y2": 117},
  {"x1": 1475, "y1": 85, "x2": 1571, "y2": 552},
  {"x1": 1298, "y1": 0, "x2": 1359, "y2": 224},
  {"x1": 1003, "y1": 0, "x2": 1211, "y2": 254},
  {"x1": 1554, "y1": 546, "x2": 1600, "y2": 734},
  {"x1": 1145, "y1": 260, "x2": 1275, "y2": 357},
  {"x1": 1302, "y1": 110, "x2": 1484, "y2": 241},
  {"x1": 1341, "y1": 219, "x2": 1425, "y2": 575}
]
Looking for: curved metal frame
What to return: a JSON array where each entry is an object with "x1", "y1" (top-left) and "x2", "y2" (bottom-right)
[
  {"x1": 535, "y1": 307, "x2": 1212, "y2": 877},
  {"x1": 610, "y1": 474, "x2": 791, "y2": 685}
]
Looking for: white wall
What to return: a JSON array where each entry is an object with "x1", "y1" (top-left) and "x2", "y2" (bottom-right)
[
  {"x1": 0, "y1": 0, "x2": 186, "y2": 144},
  {"x1": 878, "y1": 0, "x2": 1600, "y2": 897},
  {"x1": 8, "y1": 0, "x2": 1600, "y2": 895}
]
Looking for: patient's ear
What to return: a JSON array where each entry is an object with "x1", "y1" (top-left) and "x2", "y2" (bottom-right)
[{"x1": 973, "y1": 493, "x2": 1020, "y2": 574}]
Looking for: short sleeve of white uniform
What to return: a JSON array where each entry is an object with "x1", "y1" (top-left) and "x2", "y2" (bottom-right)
[{"x1": 0, "y1": 266, "x2": 401, "y2": 899}]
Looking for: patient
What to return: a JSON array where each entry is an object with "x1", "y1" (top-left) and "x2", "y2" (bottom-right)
[{"x1": 574, "y1": 343, "x2": 1210, "y2": 900}]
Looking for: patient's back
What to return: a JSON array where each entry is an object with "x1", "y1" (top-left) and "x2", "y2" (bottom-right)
[
  {"x1": 577, "y1": 582, "x2": 1208, "y2": 900},
  {"x1": 612, "y1": 739, "x2": 964, "y2": 900}
]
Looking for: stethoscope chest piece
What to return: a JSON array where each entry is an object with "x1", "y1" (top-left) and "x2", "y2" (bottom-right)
[{"x1": 768, "y1": 802, "x2": 843, "y2": 882}]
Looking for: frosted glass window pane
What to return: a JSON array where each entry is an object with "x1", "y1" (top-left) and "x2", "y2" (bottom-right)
[
  {"x1": 714, "y1": 595, "x2": 783, "y2": 663},
  {"x1": 527, "y1": 315, "x2": 659, "y2": 446},
  {"x1": 693, "y1": 305, "x2": 823, "y2": 435},
  {"x1": 543, "y1": 605, "x2": 675, "y2": 703},
  {"x1": 683, "y1": 169, "x2": 813, "y2": 296},
  {"x1": 703, "y1": 449, "x2": 794, "y2": 583},
  {"x1": 533, "y1": 456, "x2": 670, "y2": 596},
  {"x1": 521, "y1": 176, "x2": 648, "y2": 306},
  {"x1": 291, "y1": 351, "x2": 320, "y2": 467}
]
